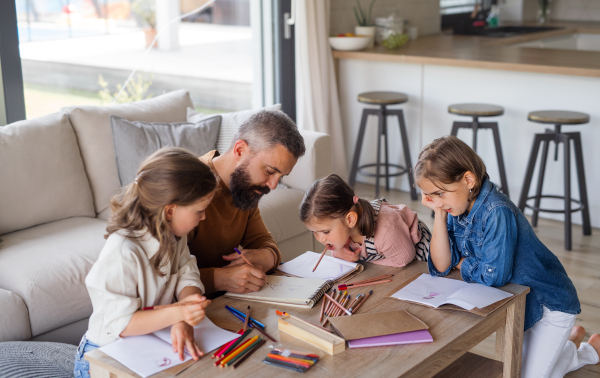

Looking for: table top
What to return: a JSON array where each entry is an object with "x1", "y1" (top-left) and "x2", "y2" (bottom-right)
[
  {"x1": 86, "y1": 260, "x2": 529, "y2": 378},
  {"x1": 332, "y1": 21, "x2": 600, "y2": 78}
]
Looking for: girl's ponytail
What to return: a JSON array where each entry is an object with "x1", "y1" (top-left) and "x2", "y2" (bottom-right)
[{"x1": 355, "y1": 198, "x2": 376, "y2": 239}]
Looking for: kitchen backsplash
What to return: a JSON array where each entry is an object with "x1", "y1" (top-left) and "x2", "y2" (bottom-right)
[
  {"x1": 330, "y1": 0, "x2": 441, "y2": 37},
  {"x1": 551, "y1": 0, "x2": 600, "y2": 22}
]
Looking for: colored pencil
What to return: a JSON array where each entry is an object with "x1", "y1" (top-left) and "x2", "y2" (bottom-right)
[
  {"x1": 220, "y1": 328, "x2": 252, "y2": 357},
  {"x1": 324, "y1": 289, "x2": 336, "y2": 315},
  {"x1": 344, "y1": 294, "x2": 363, "y2": 316},
  {"x1": 312, "y1": 246, "x2": 328, "y2": 272},
  {"x1": 319, "y1": 293, "x2": 327, "y2": 322},
  {"x1": 232, "y1": 339, "x2": 266, "y2": 369},
  {"x1": 271, "y1": 349, "x2": 319, "y2": 362},
  {"x1": 323, "y1": 293, "x2": 352, "y2": 316},
  {"x1": 331, "y1": 294, "x2": 348, "y2": 317},
  {"x1": 142, "y1": 300, "x2": 204, "y2": 311},
  {"x1": 223, "y1": 337, "x2": 262, "y2": 368},
  {"x1": 276, "y1": 310, "x2": 333, "y2": 333},
  {"x1": 267, "y1": 354, "x2": 314, "y2": 367},
  {"x1": 226, "y1": 305, "x2": 266, "y2": 329},
  {"x1": 327, "y1": 291, "x2": 343, "y2": 316},
  {"x1": 337, "y1": 279, "x2": 392, "y2": 290},
  {"x1": 351, "y1": 290, "x2": 373, "y2": 314},
  {"x1": 263, "y1": 358, "x2": 307, "y2": 373},
  {"x1": 218, "y1": 336, "x2": 259, "y2": 367},
  {"x1": 212, "y1": 329, "x2": 244, "y2": 358},
  {"x1": 234, "y1": 247, "x2": 256, "y2": 268},
  {"x1": 339, "y1": 274, "x2": 394, "y2": 288},
  {"x1": 243, "y1": 306, "x2": 250, "y2": 332},
  {"x1": 251, "y1": 321, "x2": 277, "y2": 342}
]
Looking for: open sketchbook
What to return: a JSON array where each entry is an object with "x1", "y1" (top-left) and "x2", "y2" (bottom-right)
[
  {"x1": 98, "y1": 317, "x2": 238, "y2": 378},
  {"x1": 388, "y1": 273, "x2": 514, "y2": 315},
  {"x1": 225, "y1": 275, "x2": 332, "y2": 308},
  {"x1": 276, "y1": 251, "x2": 363, "y2": 283}
]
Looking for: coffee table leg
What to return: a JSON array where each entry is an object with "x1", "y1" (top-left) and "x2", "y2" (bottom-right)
[{"x1": 495, "y1": 295, "x2": 526, "y2": 378}]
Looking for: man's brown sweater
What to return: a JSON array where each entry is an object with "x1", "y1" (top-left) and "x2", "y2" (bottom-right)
[{"x1": 187, "y1": 150, "x2": 281, "y2": 294}]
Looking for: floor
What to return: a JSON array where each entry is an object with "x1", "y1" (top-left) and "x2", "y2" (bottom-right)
[{"x1": 354, "y1": 182, "x2": 600, "y2": 377}]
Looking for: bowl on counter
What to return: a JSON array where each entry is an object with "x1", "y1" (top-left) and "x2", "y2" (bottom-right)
[{"x1": 328, "y1": 36, "x2": 371, "y2": 51}]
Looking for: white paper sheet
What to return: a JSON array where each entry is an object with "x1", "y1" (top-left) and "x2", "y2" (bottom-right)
[
  {"x1": 446, "y1": 282, "x2": 513, "y2": 309},
  {"x1": 226, "y1": 275, "x2": 328, "y2": 304},
  {"x1": 98, "y1": 317, "x2": 239, "y2": 378},
  {"x1": 277, "y1": 251, "x2": 358, "y2": 281}
]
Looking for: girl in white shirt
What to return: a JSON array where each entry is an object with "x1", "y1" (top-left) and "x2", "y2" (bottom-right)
[{"x1": 74, "y1": 147, "x2": 217, "y2": 378}]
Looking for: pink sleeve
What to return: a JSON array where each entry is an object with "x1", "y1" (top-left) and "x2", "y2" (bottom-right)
[{"x1": 371, "y1": 204, "x2": 420, "y2": 267}]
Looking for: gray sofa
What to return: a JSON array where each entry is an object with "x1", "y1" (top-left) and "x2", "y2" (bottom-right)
[{"x1": 0, "y1": 90, "x2": 332, "y2": 345}]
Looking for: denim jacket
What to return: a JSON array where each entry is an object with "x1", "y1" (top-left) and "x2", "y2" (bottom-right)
[{"x1": 428, "y1": 177, "x2": 580, "y2": 331}]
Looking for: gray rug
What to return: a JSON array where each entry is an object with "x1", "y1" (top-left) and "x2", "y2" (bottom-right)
[{"x1": 0, "y1": 341, "x2": 76, "y2": 378}]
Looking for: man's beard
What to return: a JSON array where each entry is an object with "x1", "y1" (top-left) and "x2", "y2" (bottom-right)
[{"x1": 230, "y1": 160, "x2": 271, "y2": 210}]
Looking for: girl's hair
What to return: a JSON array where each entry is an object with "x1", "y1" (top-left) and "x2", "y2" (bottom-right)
[
  {"x1": 106, "y1": 147, "x2": 217, "y2": 274},
  {"x1": 299, "y1": 174, "x2": 376, "y2": 238},
  {"x1": 413, "y1": 135, "x2": 489, "y2": 201}
]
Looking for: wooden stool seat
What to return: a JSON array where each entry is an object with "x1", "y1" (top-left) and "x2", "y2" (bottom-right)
[
  {"x1": 528, "y1": 110, "x2": 590, "y2": 125},
  {"x1": 358, "y1": 91, "x2": 408, "y2": 105},
  {"x1": 448, "y1": 103, "x2": 504, "y2": 117}
]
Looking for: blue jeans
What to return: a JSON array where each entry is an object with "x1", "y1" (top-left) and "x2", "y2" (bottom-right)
[{"x1": 74, "y1": 334, "x2": 100, "y2": 378}]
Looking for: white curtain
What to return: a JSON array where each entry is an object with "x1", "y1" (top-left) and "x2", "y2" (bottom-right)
[{"x1": 295, "y1": 0, "x2": 348, "y2": 178}]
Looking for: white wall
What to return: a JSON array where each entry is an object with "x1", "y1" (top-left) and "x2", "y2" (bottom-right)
[
  {"x1": 551, "y1": 0, "x2": 600, "y2": 22},
  {"x1": 338, "y1": 58, "x2": 600, "y2": 228}
]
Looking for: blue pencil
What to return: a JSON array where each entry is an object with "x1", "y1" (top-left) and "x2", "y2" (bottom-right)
[{"x1": 226, "y1": 305, "x2": 266, "y2": 329}]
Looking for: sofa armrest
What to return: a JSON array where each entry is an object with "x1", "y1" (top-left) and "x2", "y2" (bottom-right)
[
  {"x1": 0, "y1": 288, "x2": 31, "y2": 341},
  {"x1": 281, "y1": 130, "x2": 332, "y2": 192}
]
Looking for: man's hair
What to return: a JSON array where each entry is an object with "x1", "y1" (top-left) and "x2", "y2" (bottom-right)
[{"x1": 229, "y1": 110, "x2": 306, "y2": 159}]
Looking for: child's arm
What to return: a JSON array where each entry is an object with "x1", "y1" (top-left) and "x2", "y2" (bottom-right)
[{"x1": 421, "y1": 194, "x2": 461, "y2": 274}]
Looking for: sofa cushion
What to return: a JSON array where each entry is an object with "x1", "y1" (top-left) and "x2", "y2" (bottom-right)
[
  {"x1": 187, "y1": 103, "x2": 281, "y2": 153},
  {"x1": 0, "y1": 288, "x2": 31, "y2": 342},
  {"x1": 65, "y1": 90, "x2": 194, "y2": 215},
  {"x1": 0, "y1": 217, "x2": 108, "y2": 337},
  {"x1": 110, "y1": 115, "x2": 222, "y2": 186},
  {"x1": 258, "y1": 186, "x2": 307, "y2": 243},
  {"x1": 0, "y1": 112, "x2": 95, "y2": 236}
]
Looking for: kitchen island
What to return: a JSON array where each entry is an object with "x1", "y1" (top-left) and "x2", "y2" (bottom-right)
[{"x1": 333, "y1": 21, "x2": 600, "y2": 231}]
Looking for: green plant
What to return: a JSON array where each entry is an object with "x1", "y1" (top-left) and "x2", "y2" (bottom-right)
[
  {"x1": 382, "y1": 32, "x2": 409, "y2": 50},
  {"x1": 353, "y1": 0, "x2": 377, "y2": 27},
  {"x1": 132, "y1": 0, "x2": 156, "y2": 29},
  {"x1": 98, "y1": 74, "x2": 154, "y2": 104}
]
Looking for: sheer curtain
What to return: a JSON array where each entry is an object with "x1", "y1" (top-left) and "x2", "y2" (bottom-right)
[{"x1": 295, "y1": 0, "x2": 348, "y2": 178}]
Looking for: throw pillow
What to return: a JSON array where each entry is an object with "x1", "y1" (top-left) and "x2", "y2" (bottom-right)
[
  {"x1": 110, "y1": 114, "x2": 222, "y2": 186},
  {"x1": 187, "y1": 104, "x2": 281, "y2": 153}
]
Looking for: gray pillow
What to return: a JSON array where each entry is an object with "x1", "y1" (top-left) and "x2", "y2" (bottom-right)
[{"x1": 110, "y1": 114, "x2": 222, "y2": 186}]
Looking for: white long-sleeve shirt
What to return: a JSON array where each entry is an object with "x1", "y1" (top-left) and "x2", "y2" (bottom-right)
[{"x1": 85, "y1": 229, "x2": 204, "y2": 346}]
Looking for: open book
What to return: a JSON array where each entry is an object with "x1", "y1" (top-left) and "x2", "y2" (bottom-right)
[
  {"x1": 276, "y1": 251, "x2": 363, "y2": 283},
  {"x1": 98, "y1": 317, "x2": 238, "y2": 378},
  {"x1": 389, "y1": 273, "x2": 514, "y2": 314},
  {"x1": 225, "y1": 275, "x2": 332, "y2": 308}
]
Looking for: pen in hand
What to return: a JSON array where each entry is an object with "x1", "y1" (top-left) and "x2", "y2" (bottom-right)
[{"x1": 234, "y1": 247, "x2": 256, "y2": 268}]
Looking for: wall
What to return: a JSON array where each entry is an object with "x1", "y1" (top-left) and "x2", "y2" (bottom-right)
[
  {"x1": 551, "y1": 0, "x2": 600, "y2": 22},
  {"x1": 330, "y1": 0, "x2": 441, "y2": 37},
  {"x1": 0, "y1": 56, "x2": 6, "y2": 126}
]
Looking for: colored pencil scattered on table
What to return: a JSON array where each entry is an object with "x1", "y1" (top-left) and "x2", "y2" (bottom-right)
[
  {"x1": 338, "y1": 274, "x2": 393, "y2": 289},
  {"x1": 234, "y1": 247, "x2": 256, "y2": 268},
  {"x1": 232, "y1": 339, "x2": 266, "y2": 369},
  {"x1": 323, "y1": 293, "x2": 353, "y2": 316},
  {"x1": 351, "y1": 289, "x2": 373, "y2": 314},
  {"x1": 243, "y1": 306, "x2": 250, "y2": 332},
  {"x1": 319, "y1": 291, "x2": 328, "y2": 322},
  {"x1": 312, "y1": 246, "x2": 328, "y2": 272},
  {"x1": 337, "y1": 279, "x2": 392, "y2": 290},
  {"x1": 225, "y1": 305, "x2": 266, "y2": 329},
  {"x1": 212, "y1": 329, "x2": 244, "y2": 358},
  {"x1": 219, "y1": 328, "x2": 252, "y2": 358},
  {"x1": 344, "y1": 294, "x2": 363, "y2": 316},
  {"x1": 276, "y1": 310, "x2": 333, "y2": 333},
  {"x1": 223, "y1": 337, "x2": 262, "y2": 368},
  {"x1": 216, "y1": 336, "x2": 259, "y2": 367},
  {"x1": 324, "y1": 289, "x2": 336, "y2": 316}
]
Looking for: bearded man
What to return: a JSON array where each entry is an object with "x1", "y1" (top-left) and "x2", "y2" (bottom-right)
[{"x1": 187, "y1": 110, "x2": 305, "y2": 295}]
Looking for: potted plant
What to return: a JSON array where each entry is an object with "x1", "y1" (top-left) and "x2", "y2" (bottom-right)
[
  {"x1": 537, "y1": 0, "x2": 552, "y2": 24},
  {"x1": 354, "y1": 0, "x2": 377, "y2": 48},
  {"x1": 132, "y1": 0, "x2": 157, "y2": 48}
]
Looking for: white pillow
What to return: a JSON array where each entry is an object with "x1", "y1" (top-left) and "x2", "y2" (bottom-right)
[{"x1": 187, "y1": 104, "x2": 282, "y2": 153}]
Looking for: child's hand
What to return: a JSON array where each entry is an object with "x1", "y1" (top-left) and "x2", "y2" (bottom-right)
[
  {"x1": 421, "y1": 192, "x2": 437, "y2": 211},
  {"x1": 170, "y1": 322, "x2": 203, "y2": 361},
  {"x1": 178, "y1": 294, "x2": 210, "y2": 327},
  {"x1": 334, "y1": 245, "x2": 360, "y2": 262}
]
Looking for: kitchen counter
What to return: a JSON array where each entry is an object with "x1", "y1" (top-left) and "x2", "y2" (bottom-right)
[{"x1": 332, "y1": 21, "x2": 600, "y2": 78}]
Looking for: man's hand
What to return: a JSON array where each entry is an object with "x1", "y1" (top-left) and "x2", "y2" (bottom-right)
[
  {"x1": 214, "y1": 264, "x2": 267, "y2": 293},
  {"x1": 170, "y1": 322, "x2": 203, "y2": 361},
  {"x1": 222, "y1": 248, "x2": 275, "y2": 273}
]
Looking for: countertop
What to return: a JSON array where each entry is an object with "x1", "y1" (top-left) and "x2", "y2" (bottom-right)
[{"x1": 332, "y1": 21, "x2": 600, "y2": 78}]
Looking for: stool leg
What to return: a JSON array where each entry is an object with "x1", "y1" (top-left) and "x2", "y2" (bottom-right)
[
  {"x1": 451, "y1": 121, "x2": 461, "y2": 137},
  {"x1": 382, "y1": 108, "x2": 390, "y2": 192},
  {"x1": 375, "y1": 108, "x2": 384, "y2": 197},
  {"x1": 394, "y1": 109, "x2": 418, "y2": 200},
  {"x1": 572, "y1": 133, "x2": 592, "y2": 236},
  {"x1": 472, "y1": 118, "x2": 479, "y2": 153},
  {"x1": 532, "y1": 138, "x2": 550, "y2": 227},
  {"x1": 563, "y1": 135, "x2": 572, "y2": 251},
  {"x1": 490, "y1": 122, "x2": 510, "y2": 199},
  {"x1": 518, "y1": 134, "x2": 544, "y2": 214},
  {"x1": 349, "y1": 109, "x2": 372, "y2": 187}
]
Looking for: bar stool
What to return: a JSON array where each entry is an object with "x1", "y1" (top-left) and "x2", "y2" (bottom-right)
[
  {"x1": 518, "y1": 110, "x2": 592, "y2": 251},
  {"x1": 448, "y1": 103, "x2": 510, "y2": 198},
  {"x1": 348, "y1": 91, "x2": 417, "y2": 199}
]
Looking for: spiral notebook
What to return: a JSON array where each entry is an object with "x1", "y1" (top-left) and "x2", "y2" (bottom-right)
[
  {"x1": 276, "y1": 251, "x2": 364, "y2": 284},
  {"x1": 224, "y1": 276, "x2": 332, "y2": 308}
]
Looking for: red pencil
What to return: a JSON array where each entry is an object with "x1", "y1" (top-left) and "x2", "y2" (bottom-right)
[{"x1": 338, "y1": 274, "x2": 394, "y2": 288}]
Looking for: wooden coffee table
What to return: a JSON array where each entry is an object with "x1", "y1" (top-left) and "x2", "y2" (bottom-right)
[{"x1": 86, "y1": 260, "x2": 529, "y2": 377}]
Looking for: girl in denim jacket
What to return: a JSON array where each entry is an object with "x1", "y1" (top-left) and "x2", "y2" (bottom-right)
[{"x1": 415, "y1": 136, "x2": 599, "y2": 378}]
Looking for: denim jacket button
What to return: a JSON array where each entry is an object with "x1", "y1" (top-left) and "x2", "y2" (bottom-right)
[{"x1": 488, "y1": 268, "x2": 492, "y2": 272}]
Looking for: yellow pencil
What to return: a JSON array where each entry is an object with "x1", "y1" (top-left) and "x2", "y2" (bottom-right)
[{"x1": 220, "y1": 336, "x2": 259, "y2": 367}]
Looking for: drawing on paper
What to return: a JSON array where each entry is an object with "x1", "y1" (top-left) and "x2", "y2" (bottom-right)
[
  {"x1": 269, "y1": 283, "x2": 305, "y2": 292},
  {"x1": 423, "y1": 292, "x2": 442, "y2": 300},
  {"x1": 156, "y1": 357, "x2": 171, "y2": 367}
]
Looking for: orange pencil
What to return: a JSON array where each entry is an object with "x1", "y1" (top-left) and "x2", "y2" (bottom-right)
[
  {"x1": 339, "y1": 275, "x2": 394, "y2": 288},
  {"x1": 234, "y1": 247, "x2": 255, "y2": 268},
  {"x1": 217, "y1": 336, "x2": 259, "y2": 367},
  {"x1": 312, "y1": 246, "x2": 328, "y2": 272},
  {"x1": 338, "y1": 279, "x2": 392, "y2": 290}
]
